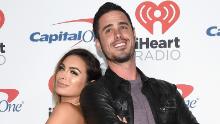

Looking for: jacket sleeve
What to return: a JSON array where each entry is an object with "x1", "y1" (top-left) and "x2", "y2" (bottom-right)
[
  {"x1": 80, "y1": 84, "x2": 125, "y2": 124},
  {"x1": 175, "y1": 85, "x2": 199, "y2": 124}
]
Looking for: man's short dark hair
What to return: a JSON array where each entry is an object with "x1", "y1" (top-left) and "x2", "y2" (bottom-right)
[{"x1": 93, "y1": 2, "x2": 134, "y2": 40}]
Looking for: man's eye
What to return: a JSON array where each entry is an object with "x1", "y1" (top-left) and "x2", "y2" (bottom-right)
[
  {"x1": 105, "y1": 28, "x2": 111, "y2": 33},
  {"x1": 121, "y1": 26, "x2": 128, "y2": 30}
]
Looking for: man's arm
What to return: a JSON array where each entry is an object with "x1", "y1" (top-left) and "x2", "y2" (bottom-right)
[{"x1": 80, "y1": 84, "x2": 125, "y2": 124}]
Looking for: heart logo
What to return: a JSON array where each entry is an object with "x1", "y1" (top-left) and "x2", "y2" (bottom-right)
[
  {"x1": 0, "y1": 9, "x2": 5, "y2": 29},
  {"x1": 135, "y1": 1, "x2": 180, "y2": 34},
  {"x1": 48, "y1": 75, "x2": 55, "y2": 93}
]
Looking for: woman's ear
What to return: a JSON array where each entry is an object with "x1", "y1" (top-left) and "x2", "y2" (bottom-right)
[{"x1": 90, "y1": 80, "x2": 95, "y2": 83}]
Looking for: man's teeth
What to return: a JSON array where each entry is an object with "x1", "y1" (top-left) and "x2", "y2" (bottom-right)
[{"x1": 114, "y1": 43, "x2": 126, "y2": 48}]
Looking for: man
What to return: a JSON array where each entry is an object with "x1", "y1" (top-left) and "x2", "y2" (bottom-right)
[{"x1": 80, "y1": 2, "x2": 199, "y2": 124}]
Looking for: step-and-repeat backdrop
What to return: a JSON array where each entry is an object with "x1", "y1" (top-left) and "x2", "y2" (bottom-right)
[{"x1": 0, "y1": 0, "x2": 219, "y2": 123}]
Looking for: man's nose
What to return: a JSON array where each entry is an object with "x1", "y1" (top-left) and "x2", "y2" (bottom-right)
[{"x1": 114, "y1": 29, "x2": 122, "y2": 40}]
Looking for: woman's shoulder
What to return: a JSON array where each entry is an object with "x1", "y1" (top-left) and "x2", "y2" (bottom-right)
[{"x1": 46, "y1": 102, "x2": 85, "y2": 124}]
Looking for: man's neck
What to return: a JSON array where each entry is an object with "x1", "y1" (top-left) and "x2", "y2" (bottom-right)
[{"x1": 108, "y1": 59, "x2": 137, "y2": 80}]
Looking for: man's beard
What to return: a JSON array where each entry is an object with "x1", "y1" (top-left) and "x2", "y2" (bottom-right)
[{"x1": 102, "y1": 49, "x2": 135, "y2": 63}]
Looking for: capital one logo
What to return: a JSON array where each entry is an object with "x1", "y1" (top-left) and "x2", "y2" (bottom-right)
[
  {"x1": 135, "y1": 1, "x2": 180, "y2": 34},
  {"x1": 176, "y1": 84, "x2": 199, "y2": 109},
  {"x1": 0, "y1": 89, "x2": 23, "y2": 112},
  {"x1": 176, "y1": 84, "x2": 193, "y2": 98},
  {"x1": 206, "y1": 26, "x2": 220, "y2": 36},
  {"x1": 0, "y1": 89, "x2": 19, "y2": 102},
  {"x1": 0, "y1": 9, "x2": 5, "y2": 29},
  {"x1": 29, "y1": 17, "x2": 94, "y2": 45},
  {"x1": 53, "y1": 18, "x2": 93, "y2": 25}
]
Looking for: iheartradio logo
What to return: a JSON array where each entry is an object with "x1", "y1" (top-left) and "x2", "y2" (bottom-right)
[
  {"x1": 0, "y1": 9, "x2": 5, "y2": 29},
  {"x1": 135, "y1": 1, "x2": 180, "y2": 34}
]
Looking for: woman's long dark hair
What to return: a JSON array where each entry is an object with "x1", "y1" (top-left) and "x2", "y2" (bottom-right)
[{"x1": 53, "y1": 48, "x2": 102, "y2": 104}]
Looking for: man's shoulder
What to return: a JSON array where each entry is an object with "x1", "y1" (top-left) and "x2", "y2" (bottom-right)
[
  {"x1": 87, "y1": 76, "x2": 107, "y2": 87},
  {"x1": 146, "y1": 77, "x2": 176, "y2": 91},
  {"x1": 86, "y1": 75, "x2": 111, "y2": 88},
  {"x1": 80, "y1": 76, "x2": 112, "y2": 106},
  {"x1": 138, "y1": 68, "x2": 175, "y2": 88},
  {"x1": 82, "y1": 76, "x2": 109, "y2": 96},
  {"x1": 148, "y1": 77, "x2": 174, "y2": 85}
]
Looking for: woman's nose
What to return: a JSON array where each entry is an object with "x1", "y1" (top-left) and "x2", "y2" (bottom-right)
[{"x1": 59, "y1": 71, "x2": 68, "y2": 80}]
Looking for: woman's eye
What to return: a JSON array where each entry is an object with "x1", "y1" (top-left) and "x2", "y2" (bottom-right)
[
  {"x1": 58, "y1": 65, "x2": 64, "y2": 71},
  {"x1": 70, "y1": 70, "x2": 78, "y2": 76}
]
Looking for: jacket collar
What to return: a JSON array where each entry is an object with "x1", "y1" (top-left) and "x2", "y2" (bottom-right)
[
  {"x1": 104, "y1": 67, "x2": 149, "y2": 88},
  {"x1": 136, "y1": 68, "x2": 149, "y2": 83},
  {"x1": 105, "y1": 68, "x2": 128, "y2": 88}
]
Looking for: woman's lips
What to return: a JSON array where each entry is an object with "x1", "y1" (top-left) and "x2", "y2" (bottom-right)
[{"x1": 56, "y1": 82, "x2": 69, "y2": 88}]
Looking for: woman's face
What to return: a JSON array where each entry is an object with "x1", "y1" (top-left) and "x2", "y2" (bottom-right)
[{"x1": 55, "y1": 55, "x2": 87, "y2": 98}]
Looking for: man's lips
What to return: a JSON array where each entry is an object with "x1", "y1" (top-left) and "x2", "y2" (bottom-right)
[
  {"x1": 114, "y1": 42, "x2": 126, "y2": 48},
  {"x1": 113, "y1": 41, "x2": 126, "y2": 48}
]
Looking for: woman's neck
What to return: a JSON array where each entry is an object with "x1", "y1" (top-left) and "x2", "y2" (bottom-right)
[{"x1": 60, "y1": 96, "x2": 80, "y2": 106}]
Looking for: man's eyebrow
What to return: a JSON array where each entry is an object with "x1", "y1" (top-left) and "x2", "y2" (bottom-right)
[
  {"x1": 119, "y1": 22, "x2": 129, "y2": 26},
  {"x1": 102, "y1": 22, "x2": 129, "y2": 32},
  {"x1": 102, "y1": 24, "x2": 113, "y2": 32}
]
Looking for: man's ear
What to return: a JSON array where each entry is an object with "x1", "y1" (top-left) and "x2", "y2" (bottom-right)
[
  {"x1": 133, "y1": 27, "x2": 136, "y2": 38},
  {"x1": 95, "y1": 39, "x2": 102, "y2": 52}
]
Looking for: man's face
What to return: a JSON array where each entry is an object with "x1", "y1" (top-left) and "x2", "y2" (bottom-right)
[{"x1": 96, "y1": 10, "x2": 135, "y2": 63}]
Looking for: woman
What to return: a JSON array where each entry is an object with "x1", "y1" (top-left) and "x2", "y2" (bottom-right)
[{"x1": 46, "y1": 48, "x2": 102, "y2": 124}]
